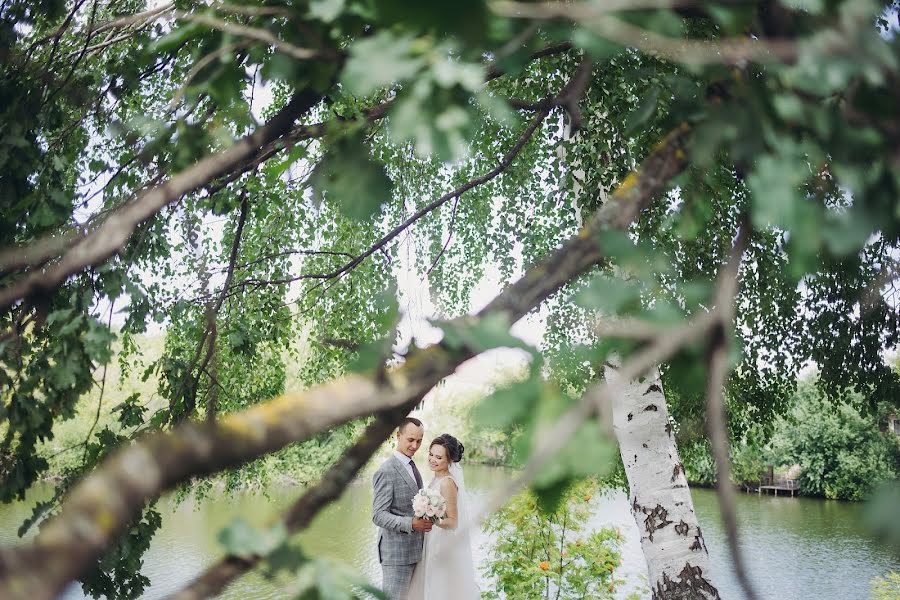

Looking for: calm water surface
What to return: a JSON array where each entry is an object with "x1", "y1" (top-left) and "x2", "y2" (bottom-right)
[{"x1": 1, "y1": 465, "x2": 896, "y2": 599}]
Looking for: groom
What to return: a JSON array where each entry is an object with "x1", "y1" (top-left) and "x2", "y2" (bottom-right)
[{"x1": 372, "y1": 417, "x2": 433, "y2": 600}]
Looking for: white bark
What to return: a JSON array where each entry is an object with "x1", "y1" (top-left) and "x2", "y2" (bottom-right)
[{"x1": 606, "y1": 364, "x2": 721, "y2": 600}]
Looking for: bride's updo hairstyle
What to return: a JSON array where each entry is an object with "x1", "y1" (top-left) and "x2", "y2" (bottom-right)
[{"x1": 430, "y1": 434, "x2": 465, "y2": 463}]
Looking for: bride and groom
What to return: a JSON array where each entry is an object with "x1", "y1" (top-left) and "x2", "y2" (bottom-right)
[{"x1": 372, "y1": 417, "x2": 480, "y2": 600}]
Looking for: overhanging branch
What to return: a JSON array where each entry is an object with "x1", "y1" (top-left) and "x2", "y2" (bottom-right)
[
  {"x1": 167, "y1": 406, "x2": 413, "y2": 600},
  {"x1": 0, "y1": 89, "x2": 323, "y2": 312}
]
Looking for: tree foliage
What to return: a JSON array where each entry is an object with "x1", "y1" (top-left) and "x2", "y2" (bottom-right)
[
  {"x1": 1, "y1": 0, "x2": 899, "y2": 597},
  {"x1": 768, "y1": 378, "x2": 900, "y2": 500}
]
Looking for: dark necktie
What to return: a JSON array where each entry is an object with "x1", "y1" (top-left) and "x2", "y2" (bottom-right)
[{"x1": 409, "y1": 459, "x2": 423, "y2": 489}]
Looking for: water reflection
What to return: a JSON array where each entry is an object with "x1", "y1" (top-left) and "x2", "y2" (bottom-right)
[
  {"x1": 692, "y1": 488, "x2": 900, "y2": 600},
  {"x1": 1, "y1": 466, "x2": 897, "y2": 599}
]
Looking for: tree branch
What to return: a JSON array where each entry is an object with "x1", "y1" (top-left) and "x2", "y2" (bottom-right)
[
  {"x1": 0, "y1": 89, "x2": 324, "y2": 312},
  {"x1": 0, "y1": 230, "x2": 82, "y2": 276},
  {"x1": 494, "y1": 2, "x2": 798, "y2": 65},
  {"x1": 704, "y1": 217, "x2": 758, "y2": 600},
  {"x1": 170, "y1": 193, "x2": 249, "y2": 424},
  {"x1": 89, "y1": 2, "x2": 175, "y2": 35},
  {"x1": 167, "y1": 406, "x2": 412, "y2": 600},
  {"x1": 172, "y1": 11, "x2": 325, "y2": 61}
]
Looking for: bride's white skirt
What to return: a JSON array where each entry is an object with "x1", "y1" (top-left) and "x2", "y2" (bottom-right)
[{"x1": 407, "y1": 525, "x2": 480, "y2": 600}]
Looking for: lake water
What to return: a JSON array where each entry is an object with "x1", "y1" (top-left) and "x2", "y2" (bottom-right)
[{"x1": 1, "y1": 464, "x2": 896, "y2": 599}]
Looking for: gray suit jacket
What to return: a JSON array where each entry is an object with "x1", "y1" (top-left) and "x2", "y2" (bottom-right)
[{"x1": 372, "y1": 455, "x2": 424, "y2": 566}]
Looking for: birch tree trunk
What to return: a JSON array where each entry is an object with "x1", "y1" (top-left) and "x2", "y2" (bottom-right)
[{"x1": 605, "y1": 364, "x2": 721, "y2": 600}]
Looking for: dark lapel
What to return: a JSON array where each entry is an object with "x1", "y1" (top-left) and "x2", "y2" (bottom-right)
[{"x1": 391, "y1": 455, "x2": 419, "y2": 494}]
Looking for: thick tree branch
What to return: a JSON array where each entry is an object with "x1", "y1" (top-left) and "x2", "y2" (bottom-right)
[
  {"x1": 172, "y1": 11, "x2": 325, "y2": 61},
  {"x1": 0, "y1": 122, "x2": 691, "y2": 600},
  {"x1": 167, "y1": 406, "x2": 412, "y2": 600},
  {"x1": 89, "y1": 2, "x2": 175, "y2": 35},
  {"x1": 0, "y1": 231, "x2": 81, "y2": 277},
  {"x1": 0, "y1": 89, "x2": 323, "y2": 312},
  {"x1": 494, "y1": 2, "x2": 798, "y2": 65}
]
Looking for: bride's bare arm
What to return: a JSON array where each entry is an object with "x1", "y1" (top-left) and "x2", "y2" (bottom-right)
[{"x1": 437, "y1": 478, "x2": 459, "y2": 530}]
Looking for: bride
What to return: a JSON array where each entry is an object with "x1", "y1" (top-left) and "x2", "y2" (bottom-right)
[{"x1": 407, "y1": 433, "x2": 480, "y2": 600}]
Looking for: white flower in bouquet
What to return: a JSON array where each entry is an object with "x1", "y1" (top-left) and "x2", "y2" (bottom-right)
[{"x1": 412, "y1": 487, "x2": 447, "y2": 523}]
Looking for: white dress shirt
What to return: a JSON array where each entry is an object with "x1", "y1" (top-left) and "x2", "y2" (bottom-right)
[{"x1": 393, "y1": 450, "x2": 418, "y2": 486}]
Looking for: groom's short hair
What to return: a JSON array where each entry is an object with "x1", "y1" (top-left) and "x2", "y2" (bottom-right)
[{"x1": 398, "y1": 417, "x2": 423, "y2": 433}]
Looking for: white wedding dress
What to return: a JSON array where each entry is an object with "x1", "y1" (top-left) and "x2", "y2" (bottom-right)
[{"x1": 407, "y1": 463, "x2": 480, "y2": 600}]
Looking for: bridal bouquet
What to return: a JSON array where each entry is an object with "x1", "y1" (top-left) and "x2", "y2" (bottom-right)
[{"x1": 412, "y1": 488, "x2": 447, "y2": 523}]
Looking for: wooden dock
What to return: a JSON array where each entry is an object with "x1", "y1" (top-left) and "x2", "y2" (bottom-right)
[
  {"x1": 757, "y1": 465, "x2": 801, "y2": 497},
  {"x1": 758, "y1": 482, "x2": 800, "y2": 497}
]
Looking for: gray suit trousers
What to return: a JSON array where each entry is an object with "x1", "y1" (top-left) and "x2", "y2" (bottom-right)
[{"x1": 382, "y1": 563, "x2": 415, "y2": 600}]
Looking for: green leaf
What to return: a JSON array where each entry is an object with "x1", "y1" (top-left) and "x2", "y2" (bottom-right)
[
  {"x1": 625, "y1": 86, "x2": 660, "y2": 134},
  {"x1": 347, "y1": 339, "x2": 387, "y2": 374},
  {"x1": 390, "y1": 89, "x2": 472, "y2": 161},
  {"x1": 707, "y1": 5, "x2": 756, "y2": 34},
  {"x1": 572, "y1": 28, "x2": 625, "y2": 60},
  {"x1": 227, "y1": 328, "x2": 250, "y2": 352},
  {"x1": 431, "y1": 59, "x2": 483, "y2": 92},
  {"x1": 597, "y1": 230, "x2": 672, "y2": 280},
  {"x1": 782, "y1": 0, "x2": 823, "y2": 13},
  {"x1": 309, "y1": 0, "x2": 345, "y2": 22},
  {"x1": 533, "y1": 419, "x2": 615, "y2": 492},
  {"x1": 57, "y1": 313, "x2": 84, "y2": 336},
  {"x1": 217, "y1": 519, "x2": 287, "y2": 559},
  {"x1": 432, "y1": 313, "x2": 533, "y2": 354},
  {"x1": 150, "y1": 21, "x2": 206, "y2": 54},
  {"x1": 341, "y1": 32, "x2": 424, "y2": 96},
  {"x1": 747, "y1": 153, "x2": 809, "y2": 230},
  {"x1": 83, "y1": 320, "x2": 115, "y2": 364},
  {"x1": 48, "y1": 355, "x2": 78, "y2": 390},
  {"x1": 772, "y1": 93, "x2": 806, "y2": 122},
  {"x1": 822, "y1": 210, "x2": 876, "y2": 256},
  {"x1": 573, "y1": 275, "x2": 643, "y2": 315},
  {"x1": 533, "y1": 477, "x2": 574, "y2": 515},
  {"x1": 111, "y1": 393, "x2": 146, "y2": 428},
  {"x1": 473, "y1": 377, "x2": 542, "y2": 430},
  {"x1": 266, "y1": 143, "x2": 308, "y2": 182},
  {"x1": 310, "y1": 135, "x2": 393, "y2": 222},
  {"x1": 46, "y1": 308, "x2": 74, "y2": 325},
  {"x1": 265, "y1": 542, "x2": 308, "y2": 575}
]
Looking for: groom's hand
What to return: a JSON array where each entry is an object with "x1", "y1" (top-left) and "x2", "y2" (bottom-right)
[{"x1": 412, "y1": 517, "x2": 433, "y2": 533}]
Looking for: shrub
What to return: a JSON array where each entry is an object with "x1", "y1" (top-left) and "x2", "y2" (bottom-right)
[
  {"x1": 768, "y1": 381, "x2": 900, "y2": 501},
  {"x1": 680, "y1": 439, "x2": 717, "y2": 486},
  {"x1": 481, "y1": 480, "x2": 624, "y2": 599}
]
